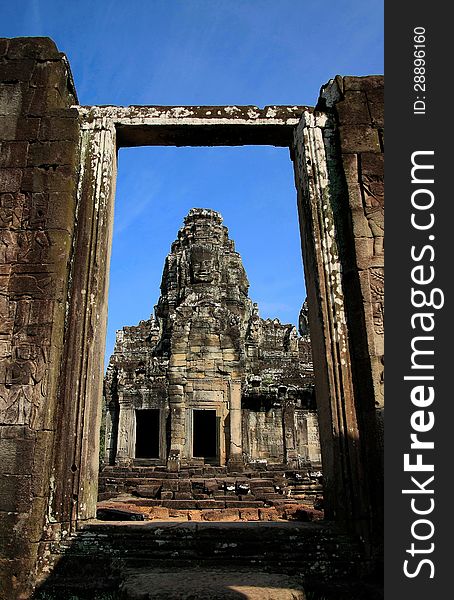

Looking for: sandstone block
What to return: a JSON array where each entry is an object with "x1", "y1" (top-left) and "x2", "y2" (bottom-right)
[
  {"x1": 343, "y1": 75, "x2": 384, "y2": 92},
  {"x1": 0, "y1": 437, "x2": 34, "y2": 475},
  {"x1": 0, "y1": 116, "x2": 40, "y2": 141},
  {"x1": 0, "y1": 141, "x2": 28, "y2": 168},
  {"x1": 259, "y1": 507, "x2": 280, "y2": 521},
  {"x1": 0, "y1": 59, "x2": 35, "y2": 83},
  {"x1": 178, "y1": 479, "x2": 192, "y2": 492},
  {"x1": 336, "y1": 91, "x2": 370, "y2": 125},
  {"x1": 187, "y1": 509, "x2": 202, "y2": 521},
  {"x1": 163, "y1": 500, "x2": 194, "y2": 510},
  {"x1": 27, "y1": 141, "x2": 77, "y2": 167},
  {"x1": 339, "y1": 125, "x2": 381, "y2": 154},
  {"x1": 0, "y1": 474, "x2": 31, "y2": 512},
  {"x1": 168, "y1": 509, "x2": 189, "y2": 519},
  {"x1": 39, "y1": 116, "x2": 79, "y2": 141},
  {"x1": 239, "y1": 508, "x2": 260, "y2": 521},
  {"x1": 0, "y1": 39, "x2": 8, "y2": 58},
  {"x1": 366, "y1": 88, "x2": 384, "y2": 127},
  {"x1": 360, "y1": 151, "x2": 384, "y2": 176},
  {"x1": 147, "y1": 506, "x2": 170, "y2": 520},
  {"x1": 0, "y1": 168, "x2": 22, "y2": 192},
  {"x1": 202, "y1": 508, "x2": 239, "y2": 521},
  {"x1": 174, "y1": 492, "x2": 192, "y2": 500},
  {"x1": 21, "y1": 164, "x2": 74, "y2": 192},
  {"x1": 134, "y1": 484, "x2": 161, "y2": 498},
  {"x1": 7, "y1": 37, "x2": 61, "y2": 60},
  {"x1": 197, "y1": 500, "x2": 225, "y2": 509}
]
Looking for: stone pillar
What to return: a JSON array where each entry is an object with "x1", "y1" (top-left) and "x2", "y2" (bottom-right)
[
  {"x1": 292, "y1": 75, "x2": 384, "y2": 559},
  {"x1": 321, "y1": 76, "x2": 384, "y2": 557},
  {"x1": 104, "y1": 398, "x2": 119, "y2": 465},
  {"x1": 0, "y1": 37, "x2": 80, "y2": 597},
  {"x1": 227, "y1": 379, "x2": 243, "y2": 470},
  {"x1": 168, "y1": 396, "x2": 185, "y2": 471},
  {"x1": 306, "y1": 413, "x2": 321, "y2": 464},
  {"x1": 282, "y1": 398, "x2": 298, "y2": 468},
  {"x1": 115, "y1": 399, "x2": 134, "y2": 465}
]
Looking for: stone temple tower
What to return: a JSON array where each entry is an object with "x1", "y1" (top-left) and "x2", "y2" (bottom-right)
[
  {"x1": 104, "y1": 208, "x2": 319, "y2": 471},
  {"x1": 154, "y1": 207, "x2": 252, "y2": 469}
]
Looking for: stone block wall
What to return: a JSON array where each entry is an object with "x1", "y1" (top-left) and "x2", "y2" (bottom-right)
[
  {"x1": 291, "y1": 76, "x2": 383, "y2": 559},
  {"x1": 0, "y1": 38, "x2": 79, "y2": 598},
  {"x1": 325, "y1": 75, "x2": 384, "y2": 425},
  {"x1": 321, "y1": 76, "x2": 384, "y2": 548},
  {"x1": 0, "y1": 36, "x2": 384, "y2": 594},
  {"x1": 317, "y1": 76, "x2": 384, "y2": 551}
]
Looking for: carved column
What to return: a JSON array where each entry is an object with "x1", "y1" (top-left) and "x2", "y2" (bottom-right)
[
  {"x1": 50, "y1": 115, "x2": 117, "y2": 527},
  {"x1": 282, "y1": 397, "x2": 298, "y2": 467},
  {"x1": 293, "y1": 110, "x2": 368, "y2": 537},
  {"x1": 306, "y1": 412, "x2": 322, "y2": 464},
  {"x1": 227, "y1": 379, "x2": 243, "y2": 470},
  {"x1": 292, "y1": 75, "x2": 384, "y2": 558},
  {"x1": 168, "y1": 378, "x2": 185, "y2": 470},
  {"x1": 115, "y1": 397, "x2": 134, "y2": 465}
]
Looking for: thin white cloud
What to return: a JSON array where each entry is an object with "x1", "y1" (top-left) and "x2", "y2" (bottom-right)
[
  {"x1": 114, "y1": 175, "x2": 161, "y2": 234},
  {"x1": 29, "y1": 0, "x2": 43, "y2": 34}
]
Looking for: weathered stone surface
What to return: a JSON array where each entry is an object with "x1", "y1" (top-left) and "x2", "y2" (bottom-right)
[
  {"x1": 96, "y1": 507, "x2": 145, "y2": 521},
  {"x1": 343, "y1": 75, "x2": 384, "y2": 91},
  {"x1": 0, "y1": 36, "x2": 384, "y2": 596},
  {"x1": 0, "y1": 36, "x2": 80, "y2": 599},
  {"x1": 134, "y1": 484, "x2": 161, "y2": 498},
  {"x1": 335, "y1": 91, "x2": 370, "y2": 125},
  {"x1": 104, "y1": 208, "x2": 320, "y2": 470},
  {"x1": 313, "y1": 75, "x2": 384, "y2": 557},
  {"x1": 338, "y1": 124, "x2": 381, "y2": 153},
  {"x1": 0, "y1": 168, "x2": 22, "y2": 191},
  {"x1": 120, "y1": 569, "x2": 307, "y2": 599},
  {"x1": 6, "y1": 37, "x2": 61, "y2": 61}
]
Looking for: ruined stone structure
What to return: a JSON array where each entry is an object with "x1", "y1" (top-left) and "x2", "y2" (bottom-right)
[
  {"x1": 104, "y1": 208, "x2": 320, "y2": 471},
  {"x1": 0, "y1": 38, "x2": 383, "y2": 598}
]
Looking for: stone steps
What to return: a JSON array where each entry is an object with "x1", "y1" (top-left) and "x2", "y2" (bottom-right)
[
  {"x1": 98, "y1": 465, "x2": 324, "y2": 511},
  {"x1": 35, "y1": 520, "x2": 366, "y2": 597},
  {"x1": 96, "y1": 496, "x2": 322, "y2": 525}
]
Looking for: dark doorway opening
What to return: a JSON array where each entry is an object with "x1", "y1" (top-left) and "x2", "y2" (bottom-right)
[
  {"x1": 135, "y1": 409, "x2": 160, "y2": 458},
  {"x1": 193, "y1": 409, "x2": 217, "y2": 461}
]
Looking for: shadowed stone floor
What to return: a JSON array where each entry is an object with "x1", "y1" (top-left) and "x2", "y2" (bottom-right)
[{"x1": 119, "y1": 569, "x2": 306, "y2": 599}]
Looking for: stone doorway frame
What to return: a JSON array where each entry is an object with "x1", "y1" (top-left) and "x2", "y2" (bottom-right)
[
  {"x1": 191, "y1": 408, "x2": 219, "y2": 465},
  {"x1": 134, "y1": 408, "x2": 161, "y2": 460},
  {"x1": 55, "y1": 101, "x2": 380, "y2": 553}
]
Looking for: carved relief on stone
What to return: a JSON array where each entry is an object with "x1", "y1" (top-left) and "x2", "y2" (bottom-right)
[
  {"x1": 0, "y1": 296, "x2": 50, "y2": 425},
  {"x1": 246, "y1": 302, "x2": 261, "y2": 343},
  {"x1": 298, "y1": 299, "x2": 310, "y2": 339},
  {"x1": 0, "y1": 344, "x2": 47, "y2": 425},
  {"x1": 369, "y1": 267, "x2": 384, "y2": 336},
  {"x1": 0, "y1": 230, "x2": 16, "y2": 263},
  {"x1": 17, "y1": 230, "x2": 52, "y2": 263},
  {"x1": 361, "y1": 173, "x2": 384, "y2": 256},
  {"x1": 190, "y1": 245, "x2": 220, "y2": 284},
  {"x1": 379, "y1": 354, "x2": 384, "y2": 405},
  {"x1": 0, "y1": 386, "x2": 37, "y2": 424},
  {"x1": 0, "y1": 192, "x2": 29, "y2": 229}
]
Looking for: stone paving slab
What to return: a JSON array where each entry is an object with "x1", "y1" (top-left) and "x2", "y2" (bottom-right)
[{"x1": 119, "y1": 568, "x2": 306, "y2": 599}]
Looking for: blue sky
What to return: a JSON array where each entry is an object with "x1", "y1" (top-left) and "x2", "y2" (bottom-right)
[{"x1": 3, "y1": 1, "x2": 384, "y2": 363}]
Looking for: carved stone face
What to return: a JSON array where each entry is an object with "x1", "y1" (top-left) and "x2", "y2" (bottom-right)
[{"x1": 190, "y1": 246, "x2": 219, "y2": 283}]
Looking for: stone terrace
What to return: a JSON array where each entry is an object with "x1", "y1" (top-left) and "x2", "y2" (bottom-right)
[{"x1": 97, "y1": 464, "x2": 323, "y2": 523}]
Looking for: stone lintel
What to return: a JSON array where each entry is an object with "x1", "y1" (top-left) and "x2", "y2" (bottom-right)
[{"x1": 76, "y1": 105, "x2": 313, "y2": 147}]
